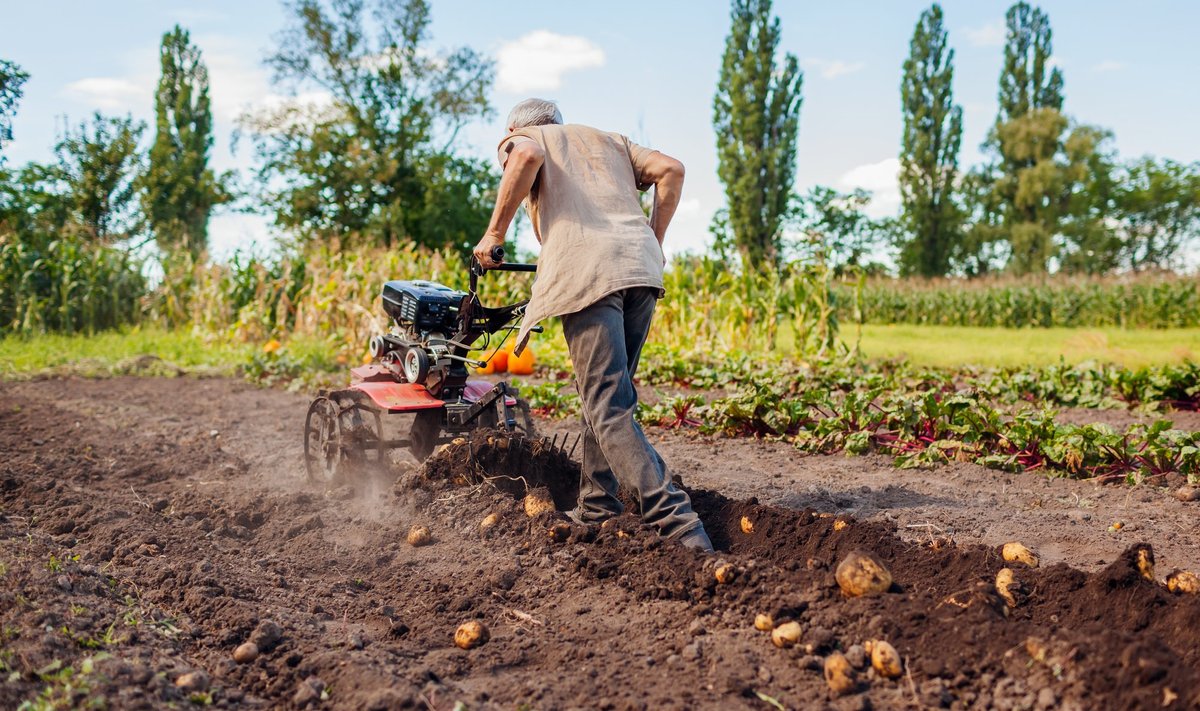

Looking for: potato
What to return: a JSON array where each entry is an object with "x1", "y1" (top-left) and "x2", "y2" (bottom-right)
[
  {"x1": 454, "y1": 620, "x2": 489, "y2": 650},
  {"x1": 833, "y1": 519, "x2": 849, "y2": 532},
  {"x1": 1166, "y1": 570, "x2": 1200, "y2": 595},
  {"x1": 869, "y1": 640, "x2": 902, "y2": 679},
  {"x1": 1001, "y1": 542, "x2": 1039, "y2": 568},
  {"x1": 754, "y1": 614, "x2": 774, "y2": 632},
  {"x1": 715, "y1": 563, "x2": 738, "y2": 585},
  {"x1": 1136, "y1": 547, "x2": 1155, "y2": 581},
  {"x1": 548, "y1": 522, "x2": 571, "y2": 543},
  {"x1": 823, "y1": 652, "x2": 857, "y2": 696},
  {"x1": 770, "y1": 621, "x2": 802, "y2": 648},
  {"x1": 835, "y1": 551, "x2": 893, "y2": 597},
  {"x1": 523, "y1": 490, "x2": 556, "y2": 517},
  {"x1": 740, "y1": 516, "x2": 754, "y2": 534},
  {"x1": 480, "y1": 513, "x2": 499, "y2": 530},
  {"x1": 995, "y1": 568, "x2": 1020, "y2": 608},
  {"x1": 232, "y1": 642, "x2": 259, "y2": 664},
  {"x1": 406, "y1": 525, "x2": 431, "y2": 547}
]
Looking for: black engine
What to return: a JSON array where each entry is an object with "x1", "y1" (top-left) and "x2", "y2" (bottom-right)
[{"x1": 381, "y1": 280, "x2": 466, "y2": 336}]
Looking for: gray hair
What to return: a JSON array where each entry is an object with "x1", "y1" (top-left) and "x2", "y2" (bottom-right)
[{"x1": 506, "y1": 98, "x2": 563, "y2": 129}]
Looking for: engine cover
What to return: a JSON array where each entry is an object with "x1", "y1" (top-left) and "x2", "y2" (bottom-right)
[{"x1": 381, "y1": 280, "x2": 466, "y2": 334}]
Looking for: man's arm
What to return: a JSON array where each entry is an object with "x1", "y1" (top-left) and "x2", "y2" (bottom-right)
[
  {"x1": 638, "y1": 151, "x2": 685, "y2": 245},
  {"x1": 473, "y1": 139, "x2": 545, "y2": 268}
]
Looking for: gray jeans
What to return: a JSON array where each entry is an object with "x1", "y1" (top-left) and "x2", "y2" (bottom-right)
[{"x1": 560, "y1": 287, "x2": 704, "y2": 539}]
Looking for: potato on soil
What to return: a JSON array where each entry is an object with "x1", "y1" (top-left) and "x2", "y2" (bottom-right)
[
  {"x1": 740, "y1": 516, "x2": 754, "y2": 534},
  {"x1": 454, "y1": 620, "x2": 490, "y2": 650},
  {"x1": 548, "y1": 522, "x2": 571, "y2": 543},
  {"x1": 1001, "y1": 542, "x2": 1039, "y2": 568},
  {"x1": 869, "y1": 640, "x2": 902, "y2": 678},
  {"x1": 823, "y1": 652, "x2": 857, "y2": 696},
  {"x1": 835, "y1": 550, "x2": 892, "y2": 597},
  {"x1": 406, "y1": 525, "x2": 432, "y2": 547},
  {"x1": 523, "y1": 490, "x2": 556, "y2": 518},
  {"x1": 770, "y1": 621, "x2": 802, "y2": 648},
  {"x1": 233, "y1": 641, "x2": 259, "y2": 664},
  {"x1": 995, "y1": 568, "x2": 1022, "y2": 608},
  {"x1": 480, "y1": 513, "x2": 499, "y2": 530},
  {"x1": 754, "y1": 613, "x2": 774, "y2": 632},
  {"x1": 1135, "y1": 547, "x2": 1155, "y2": 581},
  {"x1": 833, "y1": 519, "x2": 849, "y2": 532},
  {"x1": 715, "y1": 563, "x2": 738, "y2": 585},
  {"x1": 1166, "y1": 570, "x2": 1199, "y2": 594}
]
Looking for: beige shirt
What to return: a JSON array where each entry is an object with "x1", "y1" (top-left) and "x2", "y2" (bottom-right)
[{"x1": 499, "y1": 124, "x2": 665, "y2": 352}]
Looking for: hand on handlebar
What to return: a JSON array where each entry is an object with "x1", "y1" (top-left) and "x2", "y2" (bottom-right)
[{"x1": 472, "y1": 237, "x2": 505, "y2": 270}]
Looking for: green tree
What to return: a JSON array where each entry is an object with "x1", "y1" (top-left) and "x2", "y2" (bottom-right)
[
  {"x1": 898, "y1": 3, "x2": 963, "y2": 277},
  {"x1": 1057, "y1": 124, "x2": 1119, "y2": 274},
  {"x1": 984, "y1": 2, "x2": 1067, "y2": 274},
  {"x1": 1111, "y1": 158, "x2": 1200, "y2": 271},
  {"x1": 32, "y1": 113, "x2": 146, "y2": 242},
  {"x1": 0, "y1": 59, "x2": 29, "y2": 151},
  {"x1": 242, "y1": 0, "x2": 496, "y2": 250},
  {"x1": 142, "y1": 25, "x2": 225, "y2": 260},
  {"x1": 791, "y1": 186, "x2": 896, "y2": 275},
  {"x1": 713, "y1": 0, "x2": 803, "y2": 271}
]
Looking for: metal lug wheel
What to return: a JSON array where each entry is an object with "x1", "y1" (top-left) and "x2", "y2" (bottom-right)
[
  {"x1": 304, "y1": 396, "x2": 344, "y2": 484},
  {"x1": 409, "y1": 409, "x2": 442, "y2": 462}
]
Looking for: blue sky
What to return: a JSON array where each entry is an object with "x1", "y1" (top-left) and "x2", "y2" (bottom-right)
[{"x1": 3, "y1": 1, "x2": 1198, "y2": 260}]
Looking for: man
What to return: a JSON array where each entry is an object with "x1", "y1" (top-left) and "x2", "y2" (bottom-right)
[{"x1": 473, "y1": 98, "x2": 714, "y2": 553}]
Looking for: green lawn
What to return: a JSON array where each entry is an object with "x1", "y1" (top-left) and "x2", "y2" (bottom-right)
[
  {"x1": 855, "y1": 324, "x2": 1200, "y2": 368},
  {"x1": 0, "y1": 328, "x2": 251, "y2": 378}
]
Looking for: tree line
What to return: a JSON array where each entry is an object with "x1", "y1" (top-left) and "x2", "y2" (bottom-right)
[
  {"x1": 2, "y1": 0, "x2": 1198, "y2": 285},
  {"x1": 714, "y1": 0, "x2": 1200, "y2": 277}
]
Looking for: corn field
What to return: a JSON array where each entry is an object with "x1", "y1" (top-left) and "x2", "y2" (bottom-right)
[
  {"x1": 0, "y1": 232, "x2": 146, "y2": 335},
  {"x1": 841, "y1": 274, "x2": 1200, "y2": 329},
  {"x1": 150, "y1": 244, "x2": 854, "y2": 362}
]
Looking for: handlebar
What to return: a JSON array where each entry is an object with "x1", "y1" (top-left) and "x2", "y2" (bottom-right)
[{"x1": 469, "y1": 245, "x2": 536, "y2": 276}]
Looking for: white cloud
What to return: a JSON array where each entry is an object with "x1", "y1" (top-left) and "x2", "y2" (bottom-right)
[
  {"x1": 195, "y1": 35, "x2": 274, "y2": 124},
  {"x1": 802, "y1": 58, "x2": 865, "y2": 80},
  {"x1": 965, "y1": 21, "x2": 1006, "y2": 48},
  {"x1": 497, "y1": 30, "x2": 605, "y2": 93},
  {"x1": 1092, "y1": 60, "x2": 1125, "y2": 73},
  {"x1": 837, "y1": 157, "x2": 901, "y2": 219},
  {"x1": 61, "y1": 76, "x2": 153, "y2": 112}
]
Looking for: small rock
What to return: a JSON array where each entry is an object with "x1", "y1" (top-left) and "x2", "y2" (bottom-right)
[
  {"x1": 757, "y1": 666, "x2": 773, "y2": 683},
  {"x1": 175, "y1": 671, "x2": 210, "y2": 692},
  {"x1": 845, "y1": 643, "x2": 867, "y2": 669},
  {"x1": 233, "y1": 642, "x2": 259, "y2": 664},
  {"x1": 682, "y1": 641, "x2": 703, "y2": 661},
  {"x1": 347, "y1": 632, "x2": 365, "y2": 650},
  {"x1": 293, "y1": 677, "x2": 325, "y2": 707},
  {"x1": 1036, "y1": 687, "x2": 1057, "y2": 709},
  {"x1": 55, "y1": 575, "x2": 72, "y2": 592},
  {"x1": 250, "y1": 620, "x2": 284, "y2": 651},
  {"x1": 665, "y1": 653, "x2": 681, "y2": 666},
  {"x1": 687, "y1": 618, "x2": 706, "y2": 636},
  {"x1": 210, "y1": 429, "x2": 220, "y2": 438}
]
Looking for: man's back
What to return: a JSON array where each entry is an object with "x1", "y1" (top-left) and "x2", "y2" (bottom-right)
[{"x1": 501, "y1": 124, "x2": 665, "y2": 347}]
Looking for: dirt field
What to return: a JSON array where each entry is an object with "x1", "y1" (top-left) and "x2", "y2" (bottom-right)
[{"x1": 2, "y1": 375, "x2": 1198, "y2": 710}]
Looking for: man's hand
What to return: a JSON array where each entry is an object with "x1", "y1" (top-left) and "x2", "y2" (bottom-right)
[
  {"x1": 638, "y1": 152, "x2": 685, "y2": 245},
  {"x1": 473, "y1": 232, "x2": 505, "y2": 269}
]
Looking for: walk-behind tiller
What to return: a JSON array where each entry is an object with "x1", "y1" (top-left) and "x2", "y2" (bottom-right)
[{"x1": 303, "y1": 247, "x2": 568, "y2": 484}]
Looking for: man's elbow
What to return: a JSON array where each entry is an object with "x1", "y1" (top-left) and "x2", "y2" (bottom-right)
[{"x1": 664, "y1": 157, "x2": 685, "y2": 182}]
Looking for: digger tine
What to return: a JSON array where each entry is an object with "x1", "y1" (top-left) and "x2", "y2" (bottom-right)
[{"x1": 568, "y1": 432, "x2": 580, "y2": 460}]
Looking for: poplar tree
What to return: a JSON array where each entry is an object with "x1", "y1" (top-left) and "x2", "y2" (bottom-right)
[
  {"x1": 142, "y1": 26, "x2": 223, "y2": 260},
  {"x1": 990, "y1": 2, "x2": 1066, "y2": 274},
  {"x1": 713, "y1": 0, "x2": 803, "y2": 271},
  {"x1": 898, "y1": 4, "x2": 962, "y2": 277}
]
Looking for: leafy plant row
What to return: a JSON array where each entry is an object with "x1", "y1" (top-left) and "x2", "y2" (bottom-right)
[{"x1": 522, "y1": 376, "x2": 1198, "y2": 483}]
